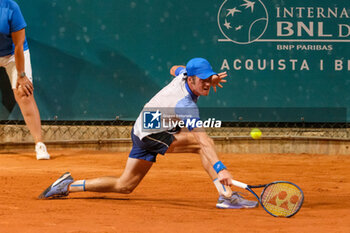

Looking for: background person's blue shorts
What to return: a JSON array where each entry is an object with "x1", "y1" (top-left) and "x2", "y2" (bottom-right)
[{"x1": 129, "y1": 128, "x2": 175, "y2": 162}]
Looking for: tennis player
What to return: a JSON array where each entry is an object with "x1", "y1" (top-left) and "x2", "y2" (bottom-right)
[
  {"x1": 39, "y1": 58, "x2": 258, "y2": 209},
  {"x1": 0, "y1": 0, "x2": 50, "y2": 159}
]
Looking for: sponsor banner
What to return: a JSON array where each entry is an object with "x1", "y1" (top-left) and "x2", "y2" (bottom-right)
[
  {"x1": 217, "y1": 0, "x2": 350, "y2": 72},
  {"x1": 0, "y1": 1, "x2": 348, "y2": 122}
]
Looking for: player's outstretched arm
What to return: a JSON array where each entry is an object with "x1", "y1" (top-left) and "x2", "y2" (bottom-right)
[
  {"x1": 211, "y1": 72, "x2": 228, "y2": 92},
  {"x1": 190, "y1": 128, "x2": 233, "y2": 186}
]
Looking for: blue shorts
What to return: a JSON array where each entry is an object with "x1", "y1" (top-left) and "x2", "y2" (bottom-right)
[{"x1": 129, "y1": 128, "x2": 175, "y2": 162}]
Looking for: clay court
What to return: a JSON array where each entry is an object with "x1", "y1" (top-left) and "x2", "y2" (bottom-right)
[{"x1": 0, "y1": 150, "x2": 349, "y2": 233}]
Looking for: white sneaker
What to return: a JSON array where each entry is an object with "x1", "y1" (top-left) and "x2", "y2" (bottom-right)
[{"x1": 35, "y1": 142, "x2": 50, "y2": 160}]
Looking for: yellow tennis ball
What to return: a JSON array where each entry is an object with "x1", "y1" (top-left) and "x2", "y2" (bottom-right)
[{"x1": 250, "y1": 128, "x2": 262, "y2": 139}]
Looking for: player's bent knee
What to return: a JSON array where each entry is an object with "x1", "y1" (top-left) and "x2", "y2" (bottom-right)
[
  {"x1": 119, "y1": 185, "x2": 136, "y2": 194},
  {"x1": 115, "y1": 182, "x2": 138, "y2": 194},
  {"x1": 120, "y1": 188, "x2": 133, "y2": 194}
]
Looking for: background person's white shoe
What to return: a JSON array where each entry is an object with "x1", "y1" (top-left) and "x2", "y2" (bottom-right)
[{"x1": 35, "y1": 142, "x2": 50, "y2": 160}]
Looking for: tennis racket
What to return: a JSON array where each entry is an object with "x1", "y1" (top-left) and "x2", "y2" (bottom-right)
[{"x1": 231, "y1": 179, "x2": 304, "y2": 217}]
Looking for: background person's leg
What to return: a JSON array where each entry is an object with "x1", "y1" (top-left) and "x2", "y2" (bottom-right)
[
  {"x1": 13, "y1": 88, "x2": 42, "y2": 143},
  {"x1": 5, "y1": 52, "x2": 50, "y2": 160},
  {"x1": 13, "y1": 88, "x2": 50, "y2": 160},
  {"x1": 6, "y1": 55, "x2": 43, "y2": 144}
]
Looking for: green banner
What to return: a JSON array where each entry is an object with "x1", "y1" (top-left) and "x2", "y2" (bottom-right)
[{"x1": 0, "y1": 0, "x2": 349, "y2": 122}]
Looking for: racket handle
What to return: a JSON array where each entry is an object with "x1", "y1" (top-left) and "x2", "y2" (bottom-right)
[{"x1": 231, "y1": 179, "x2": 248, "y2": 189}]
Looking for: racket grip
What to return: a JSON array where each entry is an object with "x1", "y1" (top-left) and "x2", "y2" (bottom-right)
[{"x1": 231, "y1": 179, "x2": 248, "y2": 189}]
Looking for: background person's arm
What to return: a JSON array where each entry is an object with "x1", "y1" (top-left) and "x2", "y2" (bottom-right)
[{"x1": 11, "y1": 28, "x2": 33, "y2": 96}]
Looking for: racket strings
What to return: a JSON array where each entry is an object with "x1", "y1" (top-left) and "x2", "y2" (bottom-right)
[{"x1": 260, "y1": 183, "x2": 303, "y2": 217}]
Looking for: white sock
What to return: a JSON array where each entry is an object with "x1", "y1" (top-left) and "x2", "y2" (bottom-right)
[{"x1": 213, "y1": 178, "x2": 232, "y2": 197}]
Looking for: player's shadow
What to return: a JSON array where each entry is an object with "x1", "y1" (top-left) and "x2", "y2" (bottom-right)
[{"x1": 68, "y1": 196, "x2": 213, "y2": 210}]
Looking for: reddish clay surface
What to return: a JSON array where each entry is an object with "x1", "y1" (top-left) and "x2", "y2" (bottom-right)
[{"x1": 0, "y1": 150, "x2": 349, "y2": 232}]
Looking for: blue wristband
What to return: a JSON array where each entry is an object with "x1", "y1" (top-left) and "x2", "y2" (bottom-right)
[
  {"x1": 175, "y1": 67, "x2": 186, "y2": 76},
  {"x1": 213, "y1": 161, "x2": 227, "y2": 174}
]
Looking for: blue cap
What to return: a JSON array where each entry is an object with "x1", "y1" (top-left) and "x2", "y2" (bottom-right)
[{"x1": 186, "y1": 58, "x2": 217, "y2": 80}]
